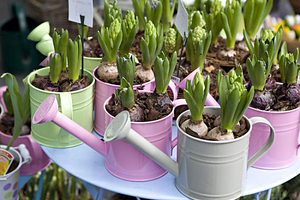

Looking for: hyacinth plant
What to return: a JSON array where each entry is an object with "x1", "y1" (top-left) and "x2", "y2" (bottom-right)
[
  {"x1": 67, "y1": 36, "x2": 82, "y2": 82},
  {"x1": 221, "y1": 0, "x2": 242, "y2": 49},
  {"x1": 52, "y1": 29, "x2": 69, "y2": 71},
  {"x1": 277, "y1": 42, "x2": 300, "y2": 102},
  {"x1": 132, "y1": 0, "x2": 146, "y2": 31},
  {"x1": 246, "y1": 51, "x2": 276, "y2": 110},
  {"x1": 244, "y1": 26, "x2": 283, "y2": 68},
  {"x1": 202, "y1": 0, "x2": 223, "y2": 44},
  {"x1": 49, "y1": 53, "x2": 62, "y2": 84},
  {"x1": 154, "y1": 51, "x2": 177, "y2": 94},
  {"x1": 140, "y1": 20, "x2": 163, "y2": 69},
  {"x1": 163, "y1": 28, "x2": 182, "y2": 58},
  {"x1": 116, "y1": 54, "x2": 136, "y2": 87},
  {"x1": 246, "y1": 53, "x2": 271, "y2": 91},
  {"x1": 1, "y1": 73, "x2": 30, "y2": 150},
  {"x1": 120, "y1": 11, "x2": 139, "y2": 57},
  {"x1": 243, "y1": 0, "x2": 273, "y2": 40},
  {"x1": 132, "y1": 0, "x2": 161, "y2": 30},
  {"x1": 186, "y1": 12, "x2": 212, "y2": 71},
  {"x1": 216, "y1": 67, "x2": 254, "y2": 138},
  {"x1": 145, "y1": 0, "x2": 162, "y2": 28},
  {"x1": 116, "y1": 77, "x2": 135, "y2": 109},
  {"x1": 260, "y1": 27, "x2": 283, "y2": 65},
  {"x1": 161, "y1": 0, "x2": 177, "y2": 31},
  {"x1": 132, "y1": 0, "x2": 176, "y2": 31},
  {"x1": 98, "y1": 18, "x2": 123, "y2": 63},
  {"x1": 188, "y1": 11, "x2": 206, "y2": 33},
  {"x1": 104, "y1": 0, "x2": 122, "y2": 28},
  {"x1": 187, "y1": 27, "x2": 211, "y2": 71},
  {"x1": 279, "y1": 42, "x2": 299, "y2": 85},
  {"x1": 186, "y1": 11, "x2": 206, "y2": 63},
  {"x1": 181, "y1": 72, "x2": 210, "y2": 136}
]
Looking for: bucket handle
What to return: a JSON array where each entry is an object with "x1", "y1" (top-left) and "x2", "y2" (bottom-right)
[
  {"x1": 247, "y1": 117, "x2": 275, "y2": 169},
  {"x1": 58, "y1": 93, "x2": 73, "y2": 143},
  {"x1": 17, "y1": 144, "x2": 32, "y2": 164}
]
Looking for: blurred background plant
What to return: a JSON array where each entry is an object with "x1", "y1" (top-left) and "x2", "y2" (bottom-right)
[{"x1": 18, "y1": 163, "x2": 92, "y2": 200}]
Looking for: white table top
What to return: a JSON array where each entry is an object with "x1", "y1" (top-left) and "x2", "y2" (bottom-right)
[{"x1": 41, "y1": 126, "x2": 300, "y2": 200}]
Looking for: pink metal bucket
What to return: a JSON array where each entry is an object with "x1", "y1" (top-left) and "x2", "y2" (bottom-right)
[
  {"x1": 0, "y1": 86, "x2": 51, "y2": 175},
  {"x1": 93, "y1": 67, "x2": 155, "y2": 136},
  {"x1": 245, "y1": 106, "x2": 300, "y2": 169},
  {"x1": 103, "y1": 94, "x2": 186, "y2": 181}
]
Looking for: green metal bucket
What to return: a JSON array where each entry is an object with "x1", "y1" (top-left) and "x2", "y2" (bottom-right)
[
  {"x1": 28, "y1": 67, "x2": 95, "y2": 148},
  {"x1": 83, "y1": 56, "x2": 102, "y2": 73}
]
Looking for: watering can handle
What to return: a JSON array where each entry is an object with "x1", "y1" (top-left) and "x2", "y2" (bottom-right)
[
  {"x1": 247, "y1": 117, "x2": 275, "y2": 169},
  {"x1": 18, "y1": 144, "x2": 32, "y2": 164}
]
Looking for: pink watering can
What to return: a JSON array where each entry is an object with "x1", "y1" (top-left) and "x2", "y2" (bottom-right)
[{"x1": 33, "y1": 94, "x2": 186, "y2": 181}]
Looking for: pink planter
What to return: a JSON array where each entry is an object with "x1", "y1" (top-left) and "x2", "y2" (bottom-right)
[
  {"x1": 0, "y1": 86, "x2": 51, "y2": 176},
  {"x1": 245, "y1": 106, "x2": 300, "y2": 169},
  {"x1": 93, "y1": 67, "x2": 155, "y2": 136}
]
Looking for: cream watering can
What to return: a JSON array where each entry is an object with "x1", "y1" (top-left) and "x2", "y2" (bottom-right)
[{"x1": 33, "y1": 95, "x2": 275, "y2": 199}]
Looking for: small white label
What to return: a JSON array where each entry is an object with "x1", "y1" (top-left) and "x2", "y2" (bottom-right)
[
  {"x1": 171, "y1": 75, "x2": 181, "y2": 86},
  {"x1": 68, "y1": 0, "x2": 93, "y2": 27},
  {"x1": 175, "y1": 0, "x2": 188, "y2": 38}
]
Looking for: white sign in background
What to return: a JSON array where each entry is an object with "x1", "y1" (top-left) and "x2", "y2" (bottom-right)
[
  {"x1": 175, "y1": 0, "x2": 189, "y2": 38},
  {"x1": 68, "y1": 0, "x2": 93, "y2": 27}
]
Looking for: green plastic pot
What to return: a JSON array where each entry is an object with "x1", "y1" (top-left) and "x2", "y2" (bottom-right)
[
  {"x1": 28, "y1": 67, "x2": 95, "y2": 148},
  {"x1": 83, "y1": 56, "x2": 102, "y2": 73}
]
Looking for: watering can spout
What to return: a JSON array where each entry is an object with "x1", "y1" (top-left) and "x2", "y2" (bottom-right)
[
  {"x1": 32, "y1": 95, "x2": 108, "y2": 157},
  {"x1": 104, "y1": 111, "x2": 179, "y2": 177}
]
